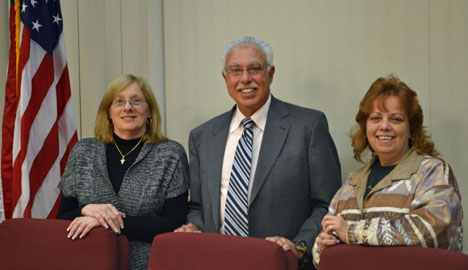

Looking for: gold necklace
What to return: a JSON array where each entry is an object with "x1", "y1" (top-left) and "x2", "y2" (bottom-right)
[{"x1": 113, "y1": 137, "x2": 143, "y2": 165}]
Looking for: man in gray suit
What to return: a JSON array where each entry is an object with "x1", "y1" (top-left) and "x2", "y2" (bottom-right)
[{"x1": 176, "y1": 36, "x2": 341, "y2": 267}]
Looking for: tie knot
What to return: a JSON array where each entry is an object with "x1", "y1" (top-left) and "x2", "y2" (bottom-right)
[{"x1": 241, "y1": 118, "x2": 254, "y2": 129}]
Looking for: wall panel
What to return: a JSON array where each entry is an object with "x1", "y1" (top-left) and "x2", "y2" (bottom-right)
[
  {"x1": 164, "y1": 0, "x2": 431, "y2": 175},
  {"x1": 0, "y1": 1, "x2": 9, "y2": 220},
  {"x1": 61, "y1": 0, "x2": 80, "y2": 136},
  {"x1": 147, "y1": 0, "x2": 166, "y2": 132},
  {"x1": 121, "y1": 1, "x2": 149, "y2": 78},
  {"x1": 63, "y1": 0, "x2": 165, "y2": 139},
  {"x1": 0, "y1": 1, "x2": 9, "y2": 143},
  {"x1": 164, "y1": 0, "x2": 467, "y2": 252},
  {"x1": 77, "y1": 0, "x2": 116, "y2": 138},
  {"x1": 429, "y1": 0, "x2": 468, "y2": 250}
]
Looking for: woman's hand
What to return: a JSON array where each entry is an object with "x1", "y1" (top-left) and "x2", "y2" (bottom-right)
[
  {"x1": 266, "y1": 236, "x2": 304, "y2": 261},
  {"x1": 321, "y1": 215, "x2": 349, "y2": 243},
  {"x1": 81, "y1": 204, "x2": 125, "y2": 234},
  {"x1": 316, "y1": 231, "x2": 340, "y2": 251},
  {"x1": 66, "y1": 216, "x2": 100, "y2": 240},
  {"x1": 174, "y1": 223, "x2": 202, "y2": 233}
]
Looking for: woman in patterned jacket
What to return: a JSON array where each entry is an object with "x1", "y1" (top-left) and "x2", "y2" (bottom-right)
[
  {"x1": 312, "y1": 75, "x2": 463, "y2": 266},
  {"x1": 58, "y1": 74, "x2": 189, "y2": 270}
]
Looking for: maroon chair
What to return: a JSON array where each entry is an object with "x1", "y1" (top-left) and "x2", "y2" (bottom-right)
[
  {"x1": 0, "y1": 218, "x2": 130, "y2": 270},
  {"x1": 319, "y1": 244, "x2": 468, "y2": 270},
  {"x1": 148, "y1": 232, "x2": 298, "y2": 270}
]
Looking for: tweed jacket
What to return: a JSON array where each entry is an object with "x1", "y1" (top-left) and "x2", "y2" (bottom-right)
[
  {"x1": 312, "y1": 148, "x2": 463, "y2": 266},
  {"x1": 59, "y1": 138, "x2": 189, "y2": 270}
]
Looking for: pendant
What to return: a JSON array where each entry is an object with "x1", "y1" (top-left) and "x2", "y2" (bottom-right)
[{"x1": 120, "y1": 157, "x2": 125, "y2": 165}]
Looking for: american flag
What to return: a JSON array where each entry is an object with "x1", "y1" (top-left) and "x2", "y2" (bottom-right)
[{"x1": 1, "y1": 0, "x2": 77, "y2": 221}]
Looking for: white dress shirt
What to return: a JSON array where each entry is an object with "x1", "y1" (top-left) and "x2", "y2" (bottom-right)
[{"x1": 219, "y1": 95, "x2": 271, "y2": 234}]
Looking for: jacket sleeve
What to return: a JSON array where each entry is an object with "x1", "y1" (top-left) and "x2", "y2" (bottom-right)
[
  {"x1": 311, "y1": 180, "x2": 349, "y2": 267},
  {"x1": 57, "y1": 142, "x2": 83, "y2": 219},
  {"x1": 186, "y1": 131, "x2": 205, "y2": 231},
  {"x1": 295, "y1": 112, "x2": 342, "y2": 254},
  {"x1": 58, "y1": 143, "x2": 80, "y2": 199},
  {"x1": 346, "y1": 160, "x2": 463, "y2": 251}
]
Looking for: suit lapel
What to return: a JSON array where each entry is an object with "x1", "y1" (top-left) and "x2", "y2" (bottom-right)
[
  {"x1": 250, "y1": 97, "x2": 290, "y2": 206},
  {"x1": 206, "y1": 109, "x2": 233, "y2": 229}
]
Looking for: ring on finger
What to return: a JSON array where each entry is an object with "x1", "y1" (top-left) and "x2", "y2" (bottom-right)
[
  {"x1": 280, "y1": 238, "x2": 286, "y2": 245},
  {"x1": 102, "y1": 213, "x2": 106, "y2": 218},
  {"x1": 328, "y1": 225, "x2": 332, "y2": 230}
]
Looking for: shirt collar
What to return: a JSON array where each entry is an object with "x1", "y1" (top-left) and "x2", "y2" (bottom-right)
[
  {"x1": 349, "y1": 147, "x2": 424, "y2": 186},
  {"x1": 229, "y1": 94, "x2": 271, "y2": 133}
]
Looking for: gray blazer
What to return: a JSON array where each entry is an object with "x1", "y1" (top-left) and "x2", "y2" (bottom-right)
[{"x1": 187, "y1": 96, "x2": 341, "y2": 254}]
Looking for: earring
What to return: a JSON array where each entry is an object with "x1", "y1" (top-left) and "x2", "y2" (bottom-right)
[{"x1": 146, "y1": 118, "x2": 153, "y2": 125}]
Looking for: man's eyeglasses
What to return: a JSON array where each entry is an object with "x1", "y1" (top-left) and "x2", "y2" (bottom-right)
[
  {"x1": 225, "y1": 64, "x2": 268, "y2": 77},
  {"x1": 111, "y1": 98, "x2": 146, "y2": 108}
]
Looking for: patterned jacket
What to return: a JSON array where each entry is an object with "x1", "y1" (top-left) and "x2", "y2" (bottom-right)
[
  {"x1": 312, "y1": 148, "x2": 463, "y2": 266},
  {"x1": 59, "y1": 138, "x2": 189, "y2": 270}
]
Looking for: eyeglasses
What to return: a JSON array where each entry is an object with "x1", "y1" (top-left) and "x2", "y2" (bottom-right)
[
  {"x1": 111, "y1": 98, "x2": 146, "y2": 108},
  {"x1": 225, "y1": 64, "x2": 268, "y2": 77}
]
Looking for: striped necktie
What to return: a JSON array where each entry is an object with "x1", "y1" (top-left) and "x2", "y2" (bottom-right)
[{"x1": 224, "y1": 117, "x2": 254, "y2": 236}]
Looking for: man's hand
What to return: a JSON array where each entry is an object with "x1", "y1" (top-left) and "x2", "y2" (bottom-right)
[{"x1": 266, "y1": 236, "x2": 305, "y2": 261}]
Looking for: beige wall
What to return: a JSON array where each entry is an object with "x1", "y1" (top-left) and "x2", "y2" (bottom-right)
[
  {"x1": 1, "y1": 0, "x2": 467, "y2": 252},
  {"x1": 164, "y1": 0, "x2": 468, "y2": 252},
  {"x1": 60, "y1": 0, "x2": 166, "y2": 137},
  {"x1": 0, "y1": 0, "x2": 8, "y2": 220},
  {"x1": 1, "y1": 1, "x2": 8, "y2": 142}
]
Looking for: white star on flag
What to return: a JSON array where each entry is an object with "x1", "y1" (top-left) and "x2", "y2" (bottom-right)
[
  {"x1": 52, "y1": 14, "x2": 62, "y2": 25},
  {"x1": 32, "y1": 20, "x2": 42, "y2": 31}
]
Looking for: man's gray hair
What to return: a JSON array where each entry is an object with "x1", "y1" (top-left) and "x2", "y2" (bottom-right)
[{"x1": 221, "y1": 36, "x2": 274, "y2": 72}]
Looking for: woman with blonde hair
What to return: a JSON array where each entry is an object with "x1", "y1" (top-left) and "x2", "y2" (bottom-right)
[{"x1": 58, "y1": 74, "x2": 189, "y2": 270}]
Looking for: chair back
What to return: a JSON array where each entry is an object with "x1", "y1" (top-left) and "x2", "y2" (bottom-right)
[
  {"x1": 0, "y1": 218, "x2": 130, "y2": 270},
  {"x1": 148, "y1": 232, "x2": 298, "y2": 270},
  {"x1": 319, "y1": 244, "x2": 468, "y2": 270}
]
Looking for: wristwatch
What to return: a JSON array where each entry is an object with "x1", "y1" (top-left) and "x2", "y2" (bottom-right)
[{"x1": 294, "y1": 241, "x2": 308, "y2": 254}]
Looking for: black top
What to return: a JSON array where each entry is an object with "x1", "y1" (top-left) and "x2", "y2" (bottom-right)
[
  {"x1": 57, "y1": 134, "x2": 188, "y2": 243},
  {"x1": 365, "y1": 158, "x2": 396, "y2": 198},
  {"x1": 107, "y1": 135, "x2": 144, "y2": 192}
]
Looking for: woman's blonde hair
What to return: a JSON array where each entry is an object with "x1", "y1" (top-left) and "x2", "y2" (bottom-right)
[
  {"x1": 350, "y1": 75, "x2": 438, "y2": 163},
  {"x1": 94, "y1": 74, "x2": 167, "y2": 144}
]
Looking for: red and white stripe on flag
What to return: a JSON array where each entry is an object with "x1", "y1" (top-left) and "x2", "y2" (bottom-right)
[{"x1": 1, "y1": 0, "x2": 77, "y2": 221}]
